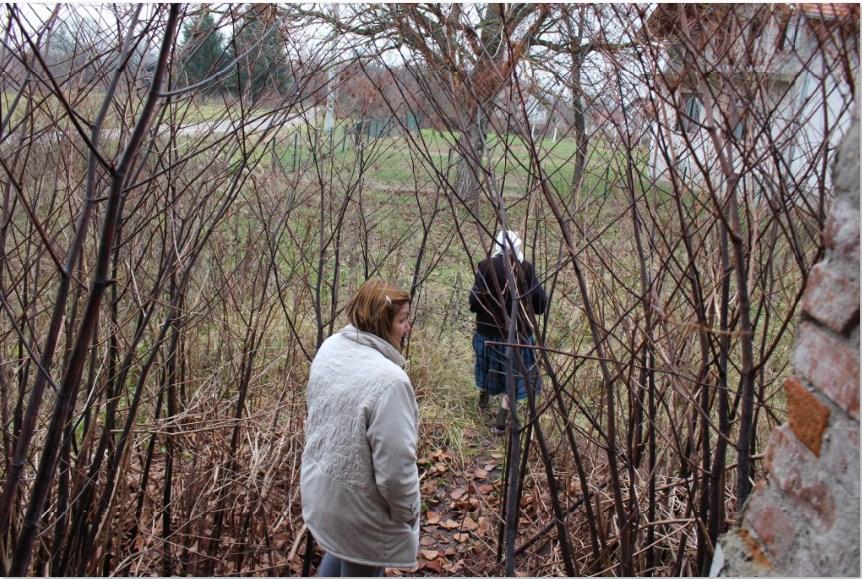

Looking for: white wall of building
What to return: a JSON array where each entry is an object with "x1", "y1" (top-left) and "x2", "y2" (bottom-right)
[{"x1": 647, "y1": 12, "x2": 856, "y2": 202}]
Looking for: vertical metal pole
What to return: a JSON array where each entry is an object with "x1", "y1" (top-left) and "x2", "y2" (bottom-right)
[{"x1": 323, "y1": 4, "x2": 339, "y2": 133}]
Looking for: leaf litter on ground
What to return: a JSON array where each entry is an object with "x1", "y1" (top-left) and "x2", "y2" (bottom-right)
[{"x1": 403, "y1": 416, "x2": 508, "y2": 576}]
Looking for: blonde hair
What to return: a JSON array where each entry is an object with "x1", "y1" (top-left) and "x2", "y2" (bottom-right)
[{"x1": 347, "y1": 279, "x2": 410, "y2": 344}]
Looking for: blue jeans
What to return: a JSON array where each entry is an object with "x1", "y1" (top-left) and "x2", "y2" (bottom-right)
[
  {"x1": 472, "y1": 332, "x2": 541, "y2": 400},
  {"x1": 317, "y1": 552, "x2": 383, "y2": 577}
]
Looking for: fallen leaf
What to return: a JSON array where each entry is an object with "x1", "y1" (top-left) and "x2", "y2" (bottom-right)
[
  {"x1": 483, "y1": 463, "x2": 496, "y2": 472},
  {"x1": 477, "y1": 483, "x2": 495, "y2": 494},
  {"x1": 464, "y1": 497, "x2": 480, "y2": 510},
  {"x1": 444, "y1": 560, "x2": 465, "y2": 573},
  {"x1": 425, "y1": 511, "x2": 441, "y2": 524},
  {"x1": 420, "y1": 549, "x2": 439, "y2": 561},
  {"x1": 450, "y1": 487, "x2": 468, "y2": 501},
  {"x1": 453, "y1": 533, "x2": 470, "y2": 543},
  {"x1": 419, "y1": 559, "x2": 443, "y2": 573},
  {"x1": 490, "y1": 452, "x2": 504, "y2": 459},
  {"x1": 473, "y1": 469, "x2": 488, "y2": 480},
  {"x1": 420, "y1": 536, "x2": 435, "y2": 547},
  {"x1": 462, "y1": 517, "x2": 479, "y2": 531},
  {"x1": 440, "y1": 519, "x2": 460, "y2": 529},
  {"x1": 431, "y1": 449, "x2": 450, "y2": 460},
  {"x1": 421, "y1": 480, "x2": 438, "y2": 494}
]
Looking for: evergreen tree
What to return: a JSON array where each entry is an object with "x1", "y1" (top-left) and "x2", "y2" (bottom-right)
[
  {"x1": 180, "y1": 9, "x2": 226, "y2": 94},
  {"x1": 226, "y1": 5, "x2": 292, "y2": 102}
]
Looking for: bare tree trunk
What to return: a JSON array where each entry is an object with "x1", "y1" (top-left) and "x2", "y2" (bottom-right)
[{"x1": 454, "y1": 106, "x2": 490, "y2": 216}]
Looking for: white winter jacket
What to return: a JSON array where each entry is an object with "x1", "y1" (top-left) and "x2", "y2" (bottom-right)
[{"x1": 300, "y1": 325, "x2": 420, "y2": 568}]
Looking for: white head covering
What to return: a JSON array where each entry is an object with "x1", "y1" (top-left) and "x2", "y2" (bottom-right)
[{"x1": 491, "y1": 230, "x2": 524, "y2": 262}]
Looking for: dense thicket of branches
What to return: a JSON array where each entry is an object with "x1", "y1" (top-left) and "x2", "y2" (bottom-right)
[{"x1": 0, "y1": 3, "x2": 857, "y2": 576}]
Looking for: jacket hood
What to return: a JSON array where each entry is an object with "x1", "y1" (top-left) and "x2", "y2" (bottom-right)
[{"x1": 339, "y1": 324, "x2": 406, "y2": 367}]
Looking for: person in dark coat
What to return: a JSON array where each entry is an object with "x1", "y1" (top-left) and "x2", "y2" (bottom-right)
[{"x1": 469, "y1": 230, "x2": 547, "y2": 433}]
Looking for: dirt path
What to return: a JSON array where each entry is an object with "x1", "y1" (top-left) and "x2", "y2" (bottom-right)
[{"x1": 394, "y1": 424, "x2": 508, "y2": 576}]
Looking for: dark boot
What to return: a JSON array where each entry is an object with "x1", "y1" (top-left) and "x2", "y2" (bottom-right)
[
  {"x1": 478, "y1": 390, "x2": 489, "y2": 414},
  {"x1": 493, "y1": 406, "x2": 507, "y2": 435}
]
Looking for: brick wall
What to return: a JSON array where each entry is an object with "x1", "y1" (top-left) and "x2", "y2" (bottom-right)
[{"x1": 713, "y1": 103, "x2": 860, "y2": 575}]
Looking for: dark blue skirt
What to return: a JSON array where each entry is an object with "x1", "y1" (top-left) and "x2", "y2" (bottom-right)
[{"x1": 472, "y1": 333, "x2": 542, "y2": 400}]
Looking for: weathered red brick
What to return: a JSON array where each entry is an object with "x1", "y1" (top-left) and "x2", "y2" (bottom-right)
[
  {"x1": 823, "y1": 196, "x2": 860, "y2": 261},
  {"x1": 737, "y1": 528, "x2": 774, "y2": 569},
  {"x1": 802, "y1": 261, "x2": 860, "y2": 334},
  {"x1": 745, "y1": 494, "x2": 796, "y2": 558},
  {"x1": 784, "y1": 377, "x2": 831, "y2": 456},
  {"x1": 762, "y1": 428, "x2": 838, "y2": 531},
  {"x1": 792, "y1": 481, "x2": 837, "y2": 530},
  {"x1": 793, "y1": 322, "x2": 860, "y2": 419},
  {"x1": 764, "y1": 425, "x2": 810, "y2": 488}
]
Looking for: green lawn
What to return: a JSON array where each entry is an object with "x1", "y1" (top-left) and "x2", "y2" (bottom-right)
[{"x1": 258, "y1": 123, "x2": 649, "y2": 203}]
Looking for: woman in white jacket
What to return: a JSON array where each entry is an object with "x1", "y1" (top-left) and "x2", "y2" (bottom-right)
[{"x1": 300, "y1": 279, "x2": 419, "y2": 577}]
